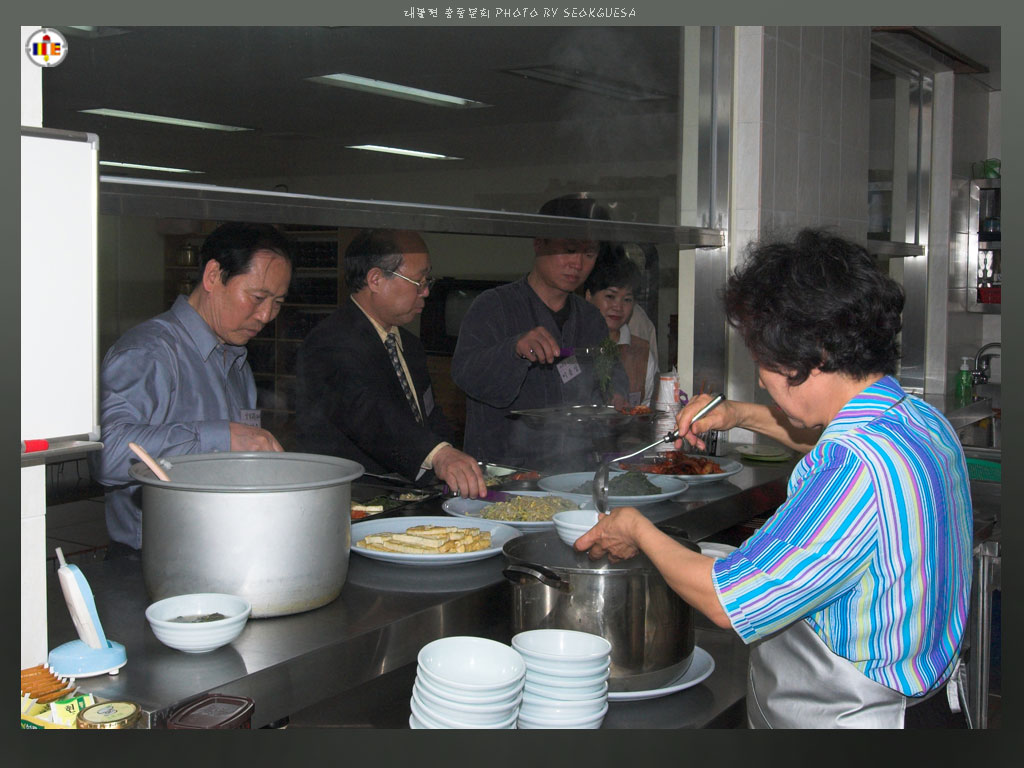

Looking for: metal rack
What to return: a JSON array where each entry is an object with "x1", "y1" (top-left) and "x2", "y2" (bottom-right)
[{"x1": 967, "y1": 177, "x2": 1001, "y2": 314}]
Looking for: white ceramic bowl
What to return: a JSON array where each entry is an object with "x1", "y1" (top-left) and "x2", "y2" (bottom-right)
[
  {"x1": 513, "y1": 628, "x2": 612, "y2": 665},
  {"x1": 517, "y1": 702, "x2": 609, "y2": 729},
  {"x1": 416, "y1": 670, "x2": 524, "y2": 705},
  {"x1": 525, "y1": 665, "x2": 611, "y2": 688},
  {"x1": 410, "y1": 694, "x2": 518, "y2": 729},
  {"x1": 417, "y1": 636, "x2": 526, "y2": 692},
  {"x1": 525, "y1": 679, "x2": 608, "y2": 701},
  {"x1": 413, "y1": 683, "x2": 521, "y2": 724},
  {"x1": 522, "y1": 656, "x2": 611, "y2": 679},
  {"x1": 520, "y1": 692, "x2": 607, "y2": 719},
  {"x1": 145, "y1": 593, "x2": 250, "y2": 653},
  {"x1": 552, "y1": 509, "x2": 601, "y2": 546}
]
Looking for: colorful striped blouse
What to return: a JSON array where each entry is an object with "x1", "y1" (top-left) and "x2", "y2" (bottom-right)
[{"x1": 711, "y1": 376, "x2": 973, "y2": 696}]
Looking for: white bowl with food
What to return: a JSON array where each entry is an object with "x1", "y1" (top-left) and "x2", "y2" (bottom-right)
[
  {"x1": 412, "y1": 685, "x2": 521, "y2": 726},
  {"x1": 145, "y1": 593, "x2": 250, "y2": 653},
  {"x1": 513, "y1": 628, "x2": 611, "y2": 666},
  {"x1": 417, "y1": 636, "x2": 526, "y2": 692},
  {"x1": 552, "y1": 509, "x2": 601, "y2": 547},
  {"x1": 410, "y1": 693, "x2": 518, "y2": 729}
]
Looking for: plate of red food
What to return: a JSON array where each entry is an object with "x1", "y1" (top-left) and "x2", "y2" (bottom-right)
[{"x1": 617, "y1": 452, "x2": 744, "y2": 485}]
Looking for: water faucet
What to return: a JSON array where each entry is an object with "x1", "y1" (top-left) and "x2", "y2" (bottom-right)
[{"x1": 973, "y1": 342, "x2": 1001, "y2": 384}]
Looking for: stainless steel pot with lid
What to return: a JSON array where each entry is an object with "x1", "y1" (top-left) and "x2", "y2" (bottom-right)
[
  {"x1": 131, "y1": 452, "x2": 363, "y2": 618},
  {"x1": 502, "y1": 528, "x2": 696, "y2": 692}
]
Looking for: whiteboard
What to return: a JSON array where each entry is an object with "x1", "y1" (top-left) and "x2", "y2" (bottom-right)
[{"x1": 21, "y1": 128, "x2": 100, "y2": 442}]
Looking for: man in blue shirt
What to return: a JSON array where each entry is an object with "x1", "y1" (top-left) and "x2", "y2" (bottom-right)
[{"x1": 91, "y1": 222, "x2": 292, "y2": 558}]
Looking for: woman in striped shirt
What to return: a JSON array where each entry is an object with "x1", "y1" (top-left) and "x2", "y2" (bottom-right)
[{"x1": 576, "y1": 229, "x2": 973, "y2": 728}]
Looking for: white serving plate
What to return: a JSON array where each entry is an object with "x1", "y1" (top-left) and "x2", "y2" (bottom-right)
[
  {"x1": 537, "y1": 471, "x2": 689, "y2": 507},
  {"x1": 616, "y1": 457, "x2": 744, "y2": 485},
  {"x1": 442, "y1": 491, "x2": 582, "y2": 533},
  {"x1": 606, "y1": 646, "x2": 715, "y2": 701},
  {"x1": 735, "y1": 444, "x2": 792, "y2": 462},
  {"x1": 350, "y1": 516, "x2": 520, "y2": 566}
]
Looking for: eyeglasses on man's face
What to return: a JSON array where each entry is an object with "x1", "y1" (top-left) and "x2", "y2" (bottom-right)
[{"x1": 385, "y1": 270, "x2": 435, "y2": 294}]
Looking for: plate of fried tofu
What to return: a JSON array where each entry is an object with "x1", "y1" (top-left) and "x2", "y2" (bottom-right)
[{"x1": 350, "y1": 516, "x2": 521, "y2": 565}]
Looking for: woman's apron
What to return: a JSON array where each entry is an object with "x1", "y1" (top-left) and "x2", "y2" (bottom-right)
[{"x1": 746, "y1": 619, "x2": 909, "y2": 728}]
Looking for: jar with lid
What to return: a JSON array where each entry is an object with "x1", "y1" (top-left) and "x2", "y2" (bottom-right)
[{"x1": 76, "y1": 700, "x2": 142, "y2": 729}]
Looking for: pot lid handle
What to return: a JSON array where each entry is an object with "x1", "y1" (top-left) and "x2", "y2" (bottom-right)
[{"x1": 503, "y1": 563, "x2": 571, "y2": 592}]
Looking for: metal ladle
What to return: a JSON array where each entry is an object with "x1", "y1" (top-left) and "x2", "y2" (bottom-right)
[{"x1": 592, "y1": 393, "x2": 724, "y2": 514}]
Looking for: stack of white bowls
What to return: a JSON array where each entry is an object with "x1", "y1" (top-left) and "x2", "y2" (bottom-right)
[
  {"x1": 512, "y1": 629, "x2": 611, "y2": 729},
  {"x1": 410, "y1": 636, "x2": 526, "y2": 729}
]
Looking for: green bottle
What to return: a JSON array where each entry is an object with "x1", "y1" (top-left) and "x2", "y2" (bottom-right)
[{"x1": 955, "y1": 357, "x2": 974, "y2": 405}]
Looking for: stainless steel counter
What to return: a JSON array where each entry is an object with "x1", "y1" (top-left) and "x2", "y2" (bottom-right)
[{"x1": 45, "y1": 455, "x2": 793, "y2": 729}]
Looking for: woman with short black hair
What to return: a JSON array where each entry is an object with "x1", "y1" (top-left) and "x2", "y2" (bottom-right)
[{"x1": 576, "y1": 228, "x2": 972, "y2": 728}]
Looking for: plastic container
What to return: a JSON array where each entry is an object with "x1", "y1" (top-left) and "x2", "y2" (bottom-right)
[
  {"x1": 167, "y1": 694, "x2": 254, "y2": 729},
  {"x1": 967, "y1": 458, "x2": 1001, "y2": 483},
  {"x1": 955, "y1": 357, "x2": 974, "y2": 405}
]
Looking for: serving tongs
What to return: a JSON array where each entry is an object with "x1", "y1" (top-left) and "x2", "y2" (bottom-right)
[{"x1": 592, "y1": 393, "x2": 724, "y2": 514}]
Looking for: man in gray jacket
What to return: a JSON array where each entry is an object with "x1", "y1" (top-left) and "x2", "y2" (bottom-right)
[
  {"x1": 451, "y1": 194, "x2": 627, "y2": 470},
  {"x1": 92, "y1": 222, "x2": 291, "y2": 558}
]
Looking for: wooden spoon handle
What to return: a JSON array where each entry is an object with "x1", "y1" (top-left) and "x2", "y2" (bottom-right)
[{"x1": 128, "y1": 442, "x2": 171, "y2": 482}]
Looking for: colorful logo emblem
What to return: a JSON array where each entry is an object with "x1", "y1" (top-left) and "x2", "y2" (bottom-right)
[{"x1": 25, "y1": 28, "x2": 67, "y2": 68}]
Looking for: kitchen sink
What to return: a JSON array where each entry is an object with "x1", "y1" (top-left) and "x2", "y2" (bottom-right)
[{"x1": 948, "y1": 386, "x2": 1001, "y2": 452}]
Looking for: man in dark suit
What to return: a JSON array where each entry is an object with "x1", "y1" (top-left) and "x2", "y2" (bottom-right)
[{"x1": 294, "y1": 229, "x2": 487, "y2": 498}]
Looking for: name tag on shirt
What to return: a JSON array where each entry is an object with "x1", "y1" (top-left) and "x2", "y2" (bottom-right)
[
  {"x1": 423, "y1": 386, "x2": 435, "y2": 417},
  {"x1": 239, "y1": 409, "x2": 262, "y2": 428},
  {"x1": 556, "y1": 356, "x2": 582, "y2": 384}
]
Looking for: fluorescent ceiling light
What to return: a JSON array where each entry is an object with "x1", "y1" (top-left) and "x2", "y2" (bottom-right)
[
  {"x1": 307, "y1": 73, "x2": 489, "y2": 108},
  {"x1": 100, "y1": 161, "x2": 204, "y2": 175},
  {"x1": 505, "y1": 65, "x2": 672, "y2": 101},
  {"x1": 346, "y1": 144, "x2": 462, "y2": 160},
  {"x1": 80, "y1": 108, "x2": 252, "y2": 132}
]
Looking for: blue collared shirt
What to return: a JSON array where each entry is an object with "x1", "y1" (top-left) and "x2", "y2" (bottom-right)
[{"x1": 90, "y1": 295, "x2": 256, "y2": 549}]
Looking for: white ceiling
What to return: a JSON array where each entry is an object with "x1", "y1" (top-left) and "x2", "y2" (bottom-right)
[{"x1": 41, "y1": 26, "x2": 1000, "y2": 191}]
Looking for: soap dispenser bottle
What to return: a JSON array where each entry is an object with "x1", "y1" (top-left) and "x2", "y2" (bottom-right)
[{"x1": 955, "y1": 357, "x2": 974, "y2": 405}]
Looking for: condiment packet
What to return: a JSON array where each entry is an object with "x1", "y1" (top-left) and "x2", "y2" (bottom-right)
[{"x1": 50, "y1": 693, "x2": 95, "y2": 727}]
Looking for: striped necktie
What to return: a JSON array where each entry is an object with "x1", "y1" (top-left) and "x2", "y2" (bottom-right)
[{"x1": 384, "y1": 332, "x2": 423, "y2": 425}]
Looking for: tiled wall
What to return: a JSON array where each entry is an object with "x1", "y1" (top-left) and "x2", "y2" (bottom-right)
[
  {"x1": 726, "y1": 26, "x2": 873, "y2": 422},
  {"x1": 753, "y1": 26, "x2": 872, "y2": 239}
]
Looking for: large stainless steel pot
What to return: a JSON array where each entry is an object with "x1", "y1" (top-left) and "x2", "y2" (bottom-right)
[
  {"x1": 502, "y1": 529, "x2": 696, "y2": 692},
  {"x1": 130, "y1": 452, "x2": 363, "y2": 618}
]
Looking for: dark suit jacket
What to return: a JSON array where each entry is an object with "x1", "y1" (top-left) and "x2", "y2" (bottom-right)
[{"x1": 294, "y1": 300, "x2": 454, "y2": 481}]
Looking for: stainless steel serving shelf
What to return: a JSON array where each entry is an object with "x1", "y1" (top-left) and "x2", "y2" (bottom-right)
[{"x1": 99, "y1": 177, "x2": 726, "y2": 248}]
